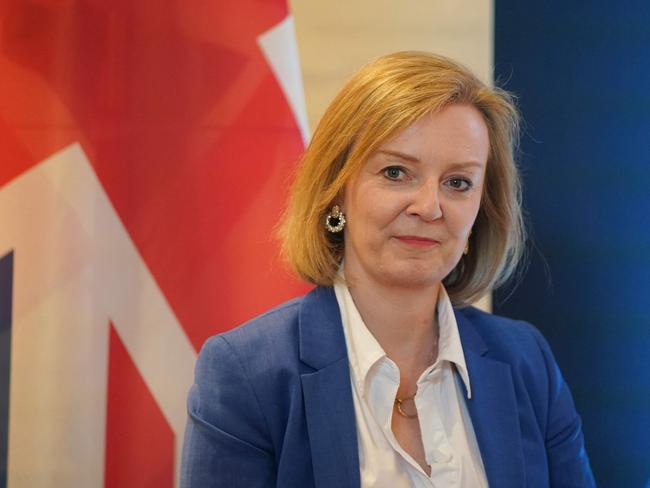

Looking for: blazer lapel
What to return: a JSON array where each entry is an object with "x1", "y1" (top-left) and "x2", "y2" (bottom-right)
[
  {"x1": 455, "y1": 309, "x2": 526, "y2": 488},
  {"x1": 299, "y1": 287, "x2": 360, "y2": 488}
]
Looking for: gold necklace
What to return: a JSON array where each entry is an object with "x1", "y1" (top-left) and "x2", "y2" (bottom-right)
[
  {"x1": 394, "y1": 395, "x2": 418, "y2": 419},
  {"x1": 392, "y1": 320, "x2": 439, "y2": 420}
]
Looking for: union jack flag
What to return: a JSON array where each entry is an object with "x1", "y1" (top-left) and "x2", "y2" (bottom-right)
[{"x1": 0, "y1": 1, "x2": 308, "y2": 486}]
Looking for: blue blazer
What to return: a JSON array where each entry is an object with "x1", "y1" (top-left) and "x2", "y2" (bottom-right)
[{"x1": 181, "y1": 287, "x2": 595, "y2": 487}]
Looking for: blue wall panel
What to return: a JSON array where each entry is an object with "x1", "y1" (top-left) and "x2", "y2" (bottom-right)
[
  {"x1": 494, "y1": 2, "x2": 650, "y2": 486},
  {"x1": 0, "y1": 251, "x2": 13, "y2": 488}
]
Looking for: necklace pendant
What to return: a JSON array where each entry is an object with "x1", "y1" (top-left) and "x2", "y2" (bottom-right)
[{"x1": 394, "y1": 397, "x2": 418, "y2": 419}]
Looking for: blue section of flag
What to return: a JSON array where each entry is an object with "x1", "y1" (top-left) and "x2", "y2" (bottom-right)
[
  {"x1": 494, "y1": 2, "x2": 650, "y2": 487},
  {"x1": 0, "y1": 251, "x2": 13, "y2": 488}
]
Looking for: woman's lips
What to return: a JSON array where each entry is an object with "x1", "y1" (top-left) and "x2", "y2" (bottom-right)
[{"x1": 394, "y1": 235, "x2": 441, "y2": 248}]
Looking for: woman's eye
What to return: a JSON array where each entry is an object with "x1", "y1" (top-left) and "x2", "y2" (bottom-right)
[
  {"x1": 446, "y1": 177, "x2": 472, "y2": 191},
  {"x1": 383, "y1": 166, "x2": 405, "y2": 180}
]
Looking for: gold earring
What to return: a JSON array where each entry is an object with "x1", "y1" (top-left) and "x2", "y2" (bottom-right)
[
  {"x1": 464, "y1": 231, "x2": 472, "y2": 255},
  {"x1": 325, "y1": 205, "x2": 346, "y2": 233}
]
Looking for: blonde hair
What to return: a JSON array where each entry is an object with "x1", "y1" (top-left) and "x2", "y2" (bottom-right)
[{"x1": 279, "y1": 51, "x2": 524, "y2": 306}]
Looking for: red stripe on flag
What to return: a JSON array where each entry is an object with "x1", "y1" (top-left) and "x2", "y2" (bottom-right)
[
  {"x1": 105, "y1": 324, "x2": 174, "y2": 488},
  {"x1": 0, "y1": 115, "x2": 35, "y2": 189}
]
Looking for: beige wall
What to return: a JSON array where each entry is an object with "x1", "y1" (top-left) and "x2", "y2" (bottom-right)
[{"x1": 290, "y1": 0, "x2": 493, "y2": 130}]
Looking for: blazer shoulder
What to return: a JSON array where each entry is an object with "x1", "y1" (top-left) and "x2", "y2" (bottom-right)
[
  {"x1": 218, "y1": 295, "x2": 303, "y2": 348},
  {"x1": 456, "y1": 306, "x2": 561, "y2": 389},
  {"x1": 197, "y1": 295, "x2": 307, "y2": 389},
  {"x1": 457, "y1": 305, "x2": 549, "y2": 356}
]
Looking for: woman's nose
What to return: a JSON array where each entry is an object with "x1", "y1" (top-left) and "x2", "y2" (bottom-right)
[{"x1": 405, "y1": 182, "x2": 442, "y2": 221}]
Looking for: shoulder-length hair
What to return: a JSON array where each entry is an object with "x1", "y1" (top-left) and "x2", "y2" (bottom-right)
[{"x1": 279, "y1": 51, "x2": 524, "y2": 306}]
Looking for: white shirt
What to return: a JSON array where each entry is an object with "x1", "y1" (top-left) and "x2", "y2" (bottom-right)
[{"x1": 334, "y1": 282, "x2": 488, "y2": 488}]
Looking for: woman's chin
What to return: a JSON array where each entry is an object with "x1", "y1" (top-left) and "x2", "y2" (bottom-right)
[{"x1": 375, "y1": 265, "x2": 447, "y2": 291}]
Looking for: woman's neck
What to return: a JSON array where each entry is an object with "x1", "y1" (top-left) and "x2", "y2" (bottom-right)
[{"x1": 344, "y1": 273, "x2": 441, "y2": 369}]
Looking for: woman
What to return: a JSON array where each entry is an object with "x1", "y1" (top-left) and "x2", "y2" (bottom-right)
[{"x1": 181, "y1": 52, "x2": 595, "y2": 487}]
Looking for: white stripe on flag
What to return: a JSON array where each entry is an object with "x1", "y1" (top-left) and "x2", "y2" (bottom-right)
[
  {"x1": 258, "y1": 15, "x2": 311, "y2": 144},
  {"x1": 0, "y1": 144, "x2": 197, "y2": 487}
]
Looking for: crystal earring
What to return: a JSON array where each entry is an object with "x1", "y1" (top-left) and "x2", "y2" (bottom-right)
[{"x1": 325, "y1": 205, "x2": 346, "y2": 233}]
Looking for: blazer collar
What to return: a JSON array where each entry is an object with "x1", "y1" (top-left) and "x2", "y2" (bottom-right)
[
  {"x1": 298, "y1": 286, "x2": 361, "y2": 488},
  {"x1": 454, "y1": 308, "x2": 526, "y2": 488},
  {"x1": 299, "y1": 286, "x2": 348, "y2": 369}
]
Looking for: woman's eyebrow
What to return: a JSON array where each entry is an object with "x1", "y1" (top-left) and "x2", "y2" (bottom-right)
[
  {"x1": 376, "y1": 149, "x2": 420, "y2": 162},
  {"x1": 447, "y1": 161, "x2": 485, "y2": 170},
  {"x1": 378, "y1": 150, "x2": 485, "y2": 170}
]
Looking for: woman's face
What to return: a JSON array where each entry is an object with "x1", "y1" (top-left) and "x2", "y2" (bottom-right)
[{"x1": 341, "y1": 104, "x2": 489, "y2": 290}]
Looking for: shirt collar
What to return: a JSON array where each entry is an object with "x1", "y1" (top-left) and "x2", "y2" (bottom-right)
[
  {"x1": 435, "y1": 285, "x2": 472, "y2": 398},
  {"x1": 334, "y1": 281, "x2": 473, "y2": 399},
  {"x1": 334, "y1": 281, "x2": 385, "y2": 394}
]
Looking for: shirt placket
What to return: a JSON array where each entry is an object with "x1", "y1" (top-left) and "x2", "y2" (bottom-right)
[
  {"x1": 417, "y1": 366, "x2": 461, "y2": 486},
  {"x1": 367, "y1": 359, "x2": 435, "y2": 486}
]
